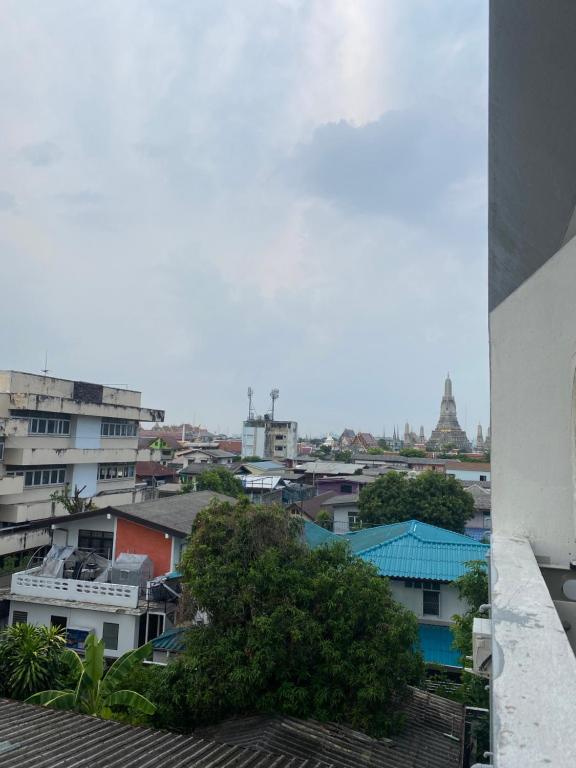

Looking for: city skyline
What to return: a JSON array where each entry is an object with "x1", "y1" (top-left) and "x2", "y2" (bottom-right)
[{"x1": 0, "y1": 1, "x2": 489, "y2": 433}]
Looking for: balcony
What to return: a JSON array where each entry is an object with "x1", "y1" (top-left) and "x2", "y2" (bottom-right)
[
  {"x1": 0, "y1": 474, "x2": 24, "y2": 495},
  {"x1": 11, "y1": 570, "x2": 139, "y2": 608},
  {"x1": 4, "y1": 446, "x2": 138, "y2": 466}
]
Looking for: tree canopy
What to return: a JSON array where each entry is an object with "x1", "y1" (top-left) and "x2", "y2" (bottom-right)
[
  {"x1": 148, "y1": 499, "x2": 423, "y2": 736},
  {"x1": 358, "y1": 471, "x2": 474, "y2": 533},
  {"x1": 194, "y1": 466, "x2": 245, "y2": 498}
]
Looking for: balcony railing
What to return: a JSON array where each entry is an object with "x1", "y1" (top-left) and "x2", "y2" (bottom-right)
[{"x1": 11, "y1": 570, "x2": 139, "y2": 608}]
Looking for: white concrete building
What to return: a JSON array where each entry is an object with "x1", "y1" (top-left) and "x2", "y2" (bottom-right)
[
  {"x1": 241, "y1": 418, "x2": 298, "y2": 460},
  {"x1": 0, "y1": 371, "x2": 163, "y2": 526}
]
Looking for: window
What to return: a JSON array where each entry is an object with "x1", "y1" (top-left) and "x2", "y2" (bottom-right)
[
  {"x1": 102, "y1": 622, "x2": 119, "y2": 650},
  {"x1": 12, "y1": 610, "x2": 27, "y2": 625},
  {"x1": 423, "y1": 589, "x2": 440, "y2": 617},
  {"x1": 78, "y1": 529, "x2": 114, "y2": 559},
  {"x1": 50, "y1": 615, "x2": 67, "y2": 631},
  {"x1": 29, "y1": 415, "x2": 70, "y2": 436},
  {"x1": 98, "y1": 463, "x2": 135, "y2": 481},
  {"x1": 24, "y1": 466, "x2": 66, "y2": 487},
  {"x1": 146, "y1": 613, "x2": 165, "y2": 642},
  {"x1": 340, "y1": 483, "x2": 353, "y2": 494},
  {"x1": 101, "y1": 420, "x2": 137, "y2": 437},
  {"x1": 480, "y1": 474, "x2": 487, "y2": 482},
  {"x1": 0, "y1": 440, "x2": 4, "y2": 461}
]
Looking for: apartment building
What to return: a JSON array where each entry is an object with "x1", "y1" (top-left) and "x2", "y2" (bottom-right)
[
  {"x1": 485, "y1": 3, "x2": 576, "y2": 764},
  {"x1": 0, "y1": 371, "x2": 164, "y2": 525},
  {"x1": 241, "y1": 417, "x2": 298, "y2": 460}
]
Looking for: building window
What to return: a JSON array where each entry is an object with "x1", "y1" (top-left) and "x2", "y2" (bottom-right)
[
  {"x1": 340, "y1": 483, "x2": 353, "y2": 494},
  {"x1": 12, "y1": 610, "x2": 27, "y2": 625},
  {"x1": 98, "y1": 463, "x2": 135, "y2": 481},
  {"x1": 0, "y1": 440, "x2": 4, "y2": 461},
  {"x1": 50, "y1": 615, "x2": 68, "y2": 631},
  {"x1": 101, "y1": 420, "x2": 138, "y2": 438},
  {"x1": 29, "y1": 416, "x2": 70, "y2": 436},
  {"x1": 24, "y1": 466, "x2": 66, "y2": 487},
  {"x1": 480, "y1": 474, "x2": 487, "y2": 482},
  {"x1": 78, "y1": 529, "x2": 114, "y2": 559},
  {"x1": 423, "y1": 589, "x2": 441, "y2": 617},
  {"x1": 102, "y1": 622, "x2": 119, "y2": 651},
  {"x1": 146, "y1": 613, "x2": 165, "y2": 642}
]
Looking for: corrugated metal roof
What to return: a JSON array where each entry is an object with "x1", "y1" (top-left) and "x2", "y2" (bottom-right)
[
  {"x1": 0, "y1": 699, "x2": 332, "y2": 768},
  {"x1": 196, "y1": 687, "x2": 464, "y2": 768},
  {"x1": 304, "y1": 520, "x2": 489, "y2": 581},
  {"x1": 418, "y1": 624, "x2": 461, "y2": 667},
  {"x1": 151, "y1": 627, "x2": 187, "y2": 652}
]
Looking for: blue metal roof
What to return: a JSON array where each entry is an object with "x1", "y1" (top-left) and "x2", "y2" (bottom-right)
[
  {"x1": 304, "y1": 519, "x2": 489, "y2": 581},
  {"x1": 417, "y1": 624, "x2": 461, "y2": 667},
  {"x1": 151, "y1": 627, "x2": 187, "y2": 653}
]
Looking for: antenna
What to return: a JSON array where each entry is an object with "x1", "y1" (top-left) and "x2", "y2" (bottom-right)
[
  {"x1": 247, "y1": 387, "x2": 255, "y2": 420},
  {"x1": 41, "y1": 352, "x2": 50, "y2": 377},
  {"x1": 270, "y1": 388, "x2": 279, "y2": 420}
]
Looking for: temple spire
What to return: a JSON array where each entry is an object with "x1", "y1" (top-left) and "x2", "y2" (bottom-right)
[{"x1": 444, "y1": 373, "x2": 452, "y2": 398}]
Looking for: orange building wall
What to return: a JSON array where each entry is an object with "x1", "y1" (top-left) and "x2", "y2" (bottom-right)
[{"x1": 114, "y1": 518, "x2": 172, "y2": 577}]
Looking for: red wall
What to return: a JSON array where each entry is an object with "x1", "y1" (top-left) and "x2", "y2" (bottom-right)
[{"x1": 114, "y1": 518, "x2": 172, "y2": 577}]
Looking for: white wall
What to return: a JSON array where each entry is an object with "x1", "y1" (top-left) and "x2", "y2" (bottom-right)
[
  {"x1": 490, "y1": 234, "x2": 576, "y2": 564},
  {"x1": 8, "y1": 601, "x2": 139, "y2": 657},
  {"x1": 51, "y1": 516, "x2": 115, "y2": 549},
  {"x1": 447, "y1": 468, "x2": 491, "y2": 482},
  {"x1": 388, "y1": 580, "x2": 464, "y2": 624}
]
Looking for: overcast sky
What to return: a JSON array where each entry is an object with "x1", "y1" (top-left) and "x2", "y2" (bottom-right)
[{"x1": 0, "y1": 0, "x2": 488, "y2": 438}]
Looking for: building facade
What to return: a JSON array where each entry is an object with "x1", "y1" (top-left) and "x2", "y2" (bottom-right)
[
  {"x1": 0, "y1": 372, "x2": 163, "y2": 526},
  {"x1": 241, "y1": 418, "x2": 298, "y2": 460}
]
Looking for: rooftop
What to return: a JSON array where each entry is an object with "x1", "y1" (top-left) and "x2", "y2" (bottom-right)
[
  {"x1": 0, "y1": 699, "x2": 331, "y2": 768},
  {"x1": 196, "y1": 687, "x2": 464, "y2": 768},
  {"x1": 304, "y1": 520, "x2": 489, "y2": 581}
]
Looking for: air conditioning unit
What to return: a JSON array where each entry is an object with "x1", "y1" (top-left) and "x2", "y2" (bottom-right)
[{"x1": 472, "y1": 617, "x2": 492, "y2": 676}]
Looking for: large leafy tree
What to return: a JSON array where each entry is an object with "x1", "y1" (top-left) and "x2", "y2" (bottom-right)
[
  {"x1": 358, "y1": 470, "x2": 474, "y2": 533},
  {"x1": 27, "y1": 634, "x2": 155, "y2": 721},
  {"x1": 194, "y1": 467, "x2": 245, "y2": 498},
  {"x1": 148, "y1": 499, "x2": 423, "y2": 736},
  {"x1": 0, "y1": 624, "x2": 72, "y2": 699}
]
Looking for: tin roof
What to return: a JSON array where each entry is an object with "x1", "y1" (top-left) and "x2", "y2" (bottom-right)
[
  {"x1": 151, "y1": 626, "x2": 187, "y2": 652},
  {"x1": 196, "y1": 687, "x2": 464, "y2": 768},
  {"x1": 304, "y1": 520, "x2": 488, "y2": 581},
  {"x1": 0, "y1": 699, "x2": 331, "y2": 768}
]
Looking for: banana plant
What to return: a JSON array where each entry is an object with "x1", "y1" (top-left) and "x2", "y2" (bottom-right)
[{"x1": 27, "y1": 634, "x2": 156, "y2": 719}]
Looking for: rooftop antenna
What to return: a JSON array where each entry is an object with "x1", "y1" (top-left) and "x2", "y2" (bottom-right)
[
  {"x1": 247, "y1": 387, "x2": 255, "y2": 420},
  {"x1": 41, "y1": 352, "x2": 50, "y2": 377},
  {"x1": 270, "y1": 388, "x2": 279, "y2": 420}
]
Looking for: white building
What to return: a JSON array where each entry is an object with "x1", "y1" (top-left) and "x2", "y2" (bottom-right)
[
  {"x1": 241, "y1": 418, "x2": 298, "y2": 460},
  {"x1": 0, "y1": 371, "x2": 163, "y2": 527}
]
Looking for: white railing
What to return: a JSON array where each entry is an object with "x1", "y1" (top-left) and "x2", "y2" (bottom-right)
[{"x1": 11, "y1": 571, "x2": 139, "y2": 608}]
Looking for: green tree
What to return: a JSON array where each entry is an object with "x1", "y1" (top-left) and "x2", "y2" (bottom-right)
[
  {"x1": 315, "y1": 509, "x2": 333, "y2": 529},
  {"x1": 27, "y1": 635, "x2": 155, "y2": 721},
  {"x1": 195, "y1": 466, "x2": 245, "y2": 498},
  {"x1": 358, "y1": 471, "x2": 474, "y2": 533},
  {"x1": 367, "y1": 446, "x2": 385, "y2": 454},
  {"x1": 377, "y1": 439, "x2": 390, "y2": 450},
  {"x1": 400, "y1": 448, "x2": 426, "y2": 458},
  {"x1": 242, "y1": 456, "x2": 263, "y2": 462},
  {"x1": 51, "y1": 484, "x2": 97, "y2": 515},
  {"x1": 333, "y1": 449, "x2": 352, "y2": 462},
  {"x1": 147, "y1": 499, "x2": 423, "y2": 736},
  {"x1": 0, "y1": 624, "x2": 72, "y2": 699}
]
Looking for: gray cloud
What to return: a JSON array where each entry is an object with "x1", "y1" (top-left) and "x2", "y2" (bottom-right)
[
  {"x1": 0, "y1": 191, "x2": 16, "y2": 211},
  {"x1": 20, "y1": 141, "x2": 61, "y2": 167},
  {"x1": 291, "y1": 110, "x2": 482, "y2": 219}
]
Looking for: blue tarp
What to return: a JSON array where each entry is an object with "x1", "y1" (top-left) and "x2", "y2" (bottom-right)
[{"x1": 418, "y1": 624, "x2": 461, "y2": 667}]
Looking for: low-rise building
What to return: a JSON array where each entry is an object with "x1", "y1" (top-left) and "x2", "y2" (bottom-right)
[
  {"x1": 241, "y1": 417, "x2": 298, "y2": 460},
  {"x1": 445, "y1": 460, "x2": 490, "y2": 483},
  {"x1": 305, "y1": 519, "x2": 489, "y2": 666},
  {"x1": 0, "y1": 371, "x2": 163, "y2": 526}
]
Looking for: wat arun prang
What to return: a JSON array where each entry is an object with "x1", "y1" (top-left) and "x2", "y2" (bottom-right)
[{"x1": 426, "y1": 374, "x2": 472, "y2": 452}]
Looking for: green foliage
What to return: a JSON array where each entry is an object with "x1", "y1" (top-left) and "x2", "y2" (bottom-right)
[
  {"x1": 195, "y1": 466, "x2": 245, "y2": 498},
  {"x1": 242, "y1": 456, "x2": 263, "y2": 462},
  {"x1": 0, "y1": 624, "x2": 73, "y2": 699},
  {"x1": 366, "y1": 446, "x2": 385, "y2": 454},
  {"x1": 399, "y1": 448, "x2": 426, "y2": 458},
  {"x1": 333, "y1": 450, "x2": 352, "y2": 462},
  {"x1": 315, "y1": 510, "x2": 333, "y2": 529},
  {"x1": 377, "y1": 439, "x2": 390, "y2": 450},
  {"x1": 358, "y1": 471, "x2": 474, "y2": 533},
  {"x1": 313, "y1": 445, "x2": 332, "y2": 458},
  {"x1": 27, "y1": 634, "x2": 156, "y2": 721},
  {"x1": 148, "y1": 499, "x2": 423, "y2": 736},
  {"x1": 51, "y1": 484, "x2": 97, "y2": 515}
]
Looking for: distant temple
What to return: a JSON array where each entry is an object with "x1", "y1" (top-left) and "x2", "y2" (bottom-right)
[{"x1": 426, "y1": 374, "x2": 471, "y2": 452}]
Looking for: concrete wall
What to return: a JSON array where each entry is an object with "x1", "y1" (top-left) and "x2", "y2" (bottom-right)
[
  {"x1": 446, "y1": 468, "x2": 491, "y2": 482},
  {"x1": 388, "y1": 580, "x2": 464, "y2": 624},
  {"x1": 8, "y1": 601, "x2": 140, "y2": 657},
  {"x1": 490, "y1": 233, "x2": 576, "y2": 564}
]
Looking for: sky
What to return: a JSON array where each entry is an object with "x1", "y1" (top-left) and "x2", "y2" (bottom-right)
[{"x1": 0, "y1": 0, "x2": 488, "y2": 438}]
